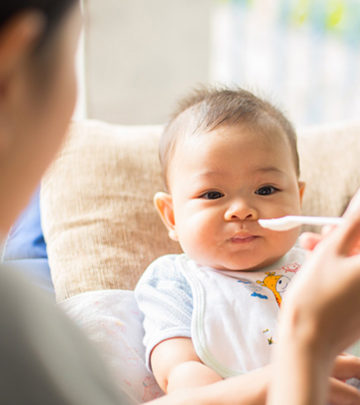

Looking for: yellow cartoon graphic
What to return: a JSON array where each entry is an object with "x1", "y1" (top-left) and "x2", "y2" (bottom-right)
[
  {"x1": 256, "y1": 272, "x2": 286, "y2": 307},
  {"x1": 262, "y1": 329, "x2": 275, "y2": 345},
  {"x1": 267, "y1": 337, "x2": 274, "y2": 345}
]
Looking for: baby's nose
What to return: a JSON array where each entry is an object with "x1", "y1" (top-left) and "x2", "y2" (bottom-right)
[{"x1": 224, "y1": 201, "x2": 258, "y2": 221}]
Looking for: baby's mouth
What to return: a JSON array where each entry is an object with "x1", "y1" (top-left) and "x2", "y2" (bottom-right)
[{"x1": 230, "y1": 233, "x2": 259, "y2": 244}]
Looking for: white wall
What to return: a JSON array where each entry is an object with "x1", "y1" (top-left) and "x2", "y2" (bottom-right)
[{"x1": 82, "y1": 0, "x2": 213, "y2": 125}]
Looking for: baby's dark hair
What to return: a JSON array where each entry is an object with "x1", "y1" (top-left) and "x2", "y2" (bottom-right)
[{"x1": 160, "y1": 86, "x2": 300, "y2": 190}]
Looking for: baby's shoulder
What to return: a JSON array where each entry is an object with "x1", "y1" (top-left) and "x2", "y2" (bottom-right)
[
  {"x1": 137, "y1": 253, "x2": 188, "y2": 286},
  {"x1": 147, "y1": 253, "x2": 185, "y2": 272}
]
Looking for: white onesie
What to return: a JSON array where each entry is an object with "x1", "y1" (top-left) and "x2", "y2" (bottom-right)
[{"x1": 135, "y1": 246, "x2": 306, "y2": 377}]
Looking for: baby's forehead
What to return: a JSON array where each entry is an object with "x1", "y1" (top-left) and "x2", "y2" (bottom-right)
[
  {"x1": 169, "y1": 124, "x2": 290, "y2": 163},
  {"x1": 167, "y1": 123, "x2": 294, "y2": 179},
  {"x1": 175, "y1": 122, "x2": 290, "y2": 153}
]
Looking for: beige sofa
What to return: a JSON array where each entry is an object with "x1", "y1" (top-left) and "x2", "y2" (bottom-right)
[
  {"x1": 41, "y1": 119, "x2": 360, "y2": 302},
  {"x1": 39, "y1": 119, "x2": 360, "y2": 402}
]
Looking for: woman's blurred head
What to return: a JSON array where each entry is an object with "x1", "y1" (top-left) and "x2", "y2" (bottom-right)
[
  {"x1": 0, "y1": 0, "x2": 80, "y2": 233},
  {"x1": 0, "y1": 1, "x2": 76, "y2": 51}
]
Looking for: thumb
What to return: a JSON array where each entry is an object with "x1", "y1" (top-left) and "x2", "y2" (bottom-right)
[
  {"x1": 299, "y1": 232, "x2": 322, "y2": 251},
  {"x1": 334, "y1": 189, "x2": 360, "y2": 256},
  {"x1": 344, "y1": 189, "x2": 360, "y2": 218}
]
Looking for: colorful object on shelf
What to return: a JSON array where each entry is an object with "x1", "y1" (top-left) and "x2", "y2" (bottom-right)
[
  {"x1": 222, "y1": 0, "x2": 360, "y2": 45},
  {"x1": 212, "y1": 0, "x2": 360, "y2": 126}
]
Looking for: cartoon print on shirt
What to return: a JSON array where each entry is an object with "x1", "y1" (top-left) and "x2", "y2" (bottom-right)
[
  {"x1": 237, "y1": 279, "x2": 268, "y2": 300},
  {"x1": 276, "y1": 274, "x2": 291, "y2": 293},
  {"x1": 256, "y1": 272, "x2": 291, "y2": 307},
  {"x1": 251, "y1": 291, "x2": 268, "y2": 299},
  {"x1": 256, "y1": 272, "x2": 281, "y2": 306},
  {"x1": 262, "y1": 328, "x2": 275, "y2": 345},
  {"x1": 236, "y1": 262, "x2": 298, "y2": 306},
  {"x1": 281, "y1": 262, "x2": 301, "y2": 273}
]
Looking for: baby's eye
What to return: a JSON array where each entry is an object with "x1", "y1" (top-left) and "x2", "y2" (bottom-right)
[
  {"x1": 255, "y1": 186, "x2": 279, "y2": 196},
  {"x1": 200, "y1": 191, "x2": 224, "y2": 200}
]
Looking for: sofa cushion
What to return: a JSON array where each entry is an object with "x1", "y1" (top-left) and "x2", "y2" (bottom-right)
[
  {"x1": 41, "y1": 119, "x2": 360, "y2": 301},
  {"x1": 298, "y1": 121, "x2": 360, "y2": 227},
  {"x1": 41, "y1": 120, "x2": 181, "y2": 301}
]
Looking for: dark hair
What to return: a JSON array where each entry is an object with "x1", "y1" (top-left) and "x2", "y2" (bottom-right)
[
  {"x1": 160, "y1": 86, "x2": 300, "y2": 190},
  {"x1": 0, "y1": 0, "x2": 76, "y2": 51}
]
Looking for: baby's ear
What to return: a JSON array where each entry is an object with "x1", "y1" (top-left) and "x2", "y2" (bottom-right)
[
  {"x1": 153, "y1": 192, "x2": 178, "y2": 241},
  {"x1": 298, "y1": 181, "x2": 306, "y2": 204}
]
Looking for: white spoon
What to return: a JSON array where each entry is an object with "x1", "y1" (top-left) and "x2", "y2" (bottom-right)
[{"x1": 258, "y1": 215, "x2": 344, "y2": 231}]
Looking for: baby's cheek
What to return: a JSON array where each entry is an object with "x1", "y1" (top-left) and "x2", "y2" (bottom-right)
[
  {"x1": 178, "y1": 221, "x2": 209, "y2": 255},
  {"x1": 188, "y1": 227, "x2": 217, "y2": 261},
  {"x1": 272, "y1": 228, "x2": 300, "y2": 253}
]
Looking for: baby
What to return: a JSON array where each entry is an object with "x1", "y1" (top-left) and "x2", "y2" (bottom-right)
[{"x1": 135, "y1": 87, "x2": 306, "y2": 398}]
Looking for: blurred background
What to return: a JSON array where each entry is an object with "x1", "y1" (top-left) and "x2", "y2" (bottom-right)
[{"x1": 76, "y1": 0, "x2": 360, "y2": 128}]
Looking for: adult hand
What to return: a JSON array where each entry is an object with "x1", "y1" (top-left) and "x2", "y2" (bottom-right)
[
  {"x1": 299, "y1": 228, "x2": 330, "y2": 251},
  {"x1": 267, "y1": 189, "x2": 360, "y2": 405},
  {"x1": 300, "y1": 193, "x2": 360, "y2": 255},
  {"x1": 327, "y1": 353, "x2": 360, "y2": 404},
  {"x1": 288, "y1": 188, "x2": 360, "y2": 356}
]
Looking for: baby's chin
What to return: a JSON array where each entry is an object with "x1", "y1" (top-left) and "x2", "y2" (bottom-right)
[{"x1": 199, "y1": 255, "x2": 285, "y2": 272}]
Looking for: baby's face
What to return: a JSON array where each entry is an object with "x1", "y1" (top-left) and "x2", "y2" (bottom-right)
[{"x1": 166, "y1": 124, "x2": 304, "y2": 271}]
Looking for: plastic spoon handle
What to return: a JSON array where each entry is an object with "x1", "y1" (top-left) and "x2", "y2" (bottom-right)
[
  {"x1": 287, "y1": 216, "x2": 344, "y2": 227},
  {"x1": 258, "y1": 215, "x2": 344, "y2": 231}
]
